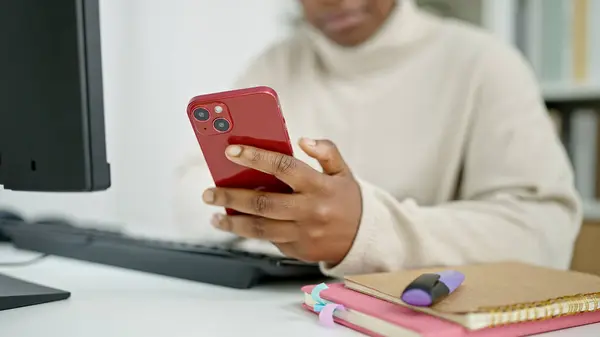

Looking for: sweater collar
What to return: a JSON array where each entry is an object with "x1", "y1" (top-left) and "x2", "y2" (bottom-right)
[{"x1": 301, "y1": 0, "x2": 438, "y2": 77}]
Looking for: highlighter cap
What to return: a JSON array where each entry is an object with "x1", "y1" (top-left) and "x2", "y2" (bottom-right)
[{"x1": 401, "y1": 271, "x2": 465, "y2": 307}]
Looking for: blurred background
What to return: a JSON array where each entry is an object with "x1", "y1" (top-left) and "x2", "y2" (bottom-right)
[{"x1": 0, "y1": 0, "x2": 599, "y2": 271}]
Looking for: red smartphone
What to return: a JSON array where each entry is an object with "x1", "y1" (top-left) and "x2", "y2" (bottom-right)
[{"x1": 186, "y1": 86, "x2": 294, "y2": 214}]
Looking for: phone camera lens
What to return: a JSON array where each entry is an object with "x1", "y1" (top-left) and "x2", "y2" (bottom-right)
[
  {"x1": 213, "y1": 118, "x2": 230, "y2": 132},
  {"x1": 193, "y1": 108, "x2": 210, "y2": 121}
]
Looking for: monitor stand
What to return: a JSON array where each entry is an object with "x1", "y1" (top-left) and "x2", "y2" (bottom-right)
[
  {"x1": 0, "y1": 273, "x2": 70, "y2": 311},
  {"x1": 0, "y1": 211, "x2": 70, "y2": 310}
]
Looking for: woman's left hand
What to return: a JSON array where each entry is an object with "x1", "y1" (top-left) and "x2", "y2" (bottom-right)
[{"x1": 202, "y1": 138, "x2": 362, "y2": 265}]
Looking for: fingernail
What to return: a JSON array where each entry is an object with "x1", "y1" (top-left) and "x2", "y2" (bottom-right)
[
  {"x1": 302, "y1": 137, "x2": 316, "y2": 147},
  {"x1": 210, "y1": 214, "x2": 219, "y2": 227},
  {"x1": 211, "y1": 214, "x2": 224, "y2": 228},
  {"x1": 203, "y1": 189, "x2": 215, "y2": 203},
  {"x1": 226, "y1": 145, "x2": 242, "y2": 157}
]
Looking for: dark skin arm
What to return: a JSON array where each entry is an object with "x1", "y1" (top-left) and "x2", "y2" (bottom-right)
[{"x1": 202, "y1": 138, "x2": 362, "y2": 265}]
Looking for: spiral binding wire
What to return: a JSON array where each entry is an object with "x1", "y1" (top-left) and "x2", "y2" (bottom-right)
[{"x1": 482, "y1": 293, "x2": 600, "y2": 327}]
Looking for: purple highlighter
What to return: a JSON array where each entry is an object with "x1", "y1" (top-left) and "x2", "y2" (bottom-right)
[{"x1": 400, "y1": 270, "x2": 465, "y2": 307}]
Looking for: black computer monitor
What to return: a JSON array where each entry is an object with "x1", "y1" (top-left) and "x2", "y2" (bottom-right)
[
  {"x1": 0, "y1": 0, "x2": 110, "y2": 311},
  {"x1": 0, "y1": 0, "x2": 110, "y2": 192}
]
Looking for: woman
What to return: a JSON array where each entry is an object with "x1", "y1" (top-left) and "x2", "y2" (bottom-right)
[{"x1": 174, "y1": 0, "x2": 581, "y2": 277}]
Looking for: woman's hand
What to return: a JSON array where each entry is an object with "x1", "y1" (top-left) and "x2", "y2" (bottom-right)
[{"x1": 202, "y1": 138, "x2": 362, "y2": 265}]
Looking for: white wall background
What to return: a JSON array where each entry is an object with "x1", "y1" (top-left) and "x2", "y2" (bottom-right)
[{"x1": 0, "y1": 0, "x2": 292, "y2": 237}]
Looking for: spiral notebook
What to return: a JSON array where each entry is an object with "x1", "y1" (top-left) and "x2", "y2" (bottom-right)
[
  {"x1": 301, "y1": 283, "x2": 600, "y2": 337},
  {"x1": 344, "y1": 261, "x2": 600, "y2": 330}
]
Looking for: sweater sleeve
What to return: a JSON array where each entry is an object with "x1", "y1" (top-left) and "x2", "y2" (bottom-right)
[{"x1": 320, "y1": 41, "x2": 582, "y2": 277}]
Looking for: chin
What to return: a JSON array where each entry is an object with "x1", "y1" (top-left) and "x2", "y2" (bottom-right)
[
  {"x1": 319, "y1": 15, "x2": 378, "y2": 47},
  {"x1": 326, "y1": 29, "x2": 372, "y2": 47}
]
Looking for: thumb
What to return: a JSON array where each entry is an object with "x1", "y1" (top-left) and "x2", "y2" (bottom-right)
[{"x1": 299, "y1": 138, "x2": 349, "y2": 176}]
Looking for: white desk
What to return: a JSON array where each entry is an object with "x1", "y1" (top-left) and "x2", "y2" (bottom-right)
[{"x1": 0, "y1": 244, "x2": 598, "y2": 337}]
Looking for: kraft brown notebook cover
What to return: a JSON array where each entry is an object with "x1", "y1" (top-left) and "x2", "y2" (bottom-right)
[{"x1": 344, "y1": 261, "x2": 600, "y2": 330}]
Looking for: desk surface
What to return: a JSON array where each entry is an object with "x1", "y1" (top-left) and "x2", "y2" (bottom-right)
[{"x1": 0, "y1": 245, "x2": 598, "y2": 337}]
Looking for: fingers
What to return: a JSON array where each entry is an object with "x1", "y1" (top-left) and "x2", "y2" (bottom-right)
[
  {"x1": 299, "y1": 138, "x2": 349, "y2": 176},
  {"x1": 203, "y1": 187, "x2": 307, "y2": 220},
  {"x1": 211, "y1": 214, "x2": 299, "y2": 243},
  {"x1": 224, "y1": 145, "x2": 323, "y2": 192}
]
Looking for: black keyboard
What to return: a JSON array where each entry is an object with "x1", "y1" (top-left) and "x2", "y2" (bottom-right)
[{"x1": 0, "y1": 210, "x2": 322, "y2": 289}]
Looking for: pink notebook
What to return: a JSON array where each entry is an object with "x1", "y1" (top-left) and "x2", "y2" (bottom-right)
[{"x1": 301, "y1": 283, "x2": 600, "y2": 337}]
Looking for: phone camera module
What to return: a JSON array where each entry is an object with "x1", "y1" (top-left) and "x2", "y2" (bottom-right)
[
  {"x1": 193, "y1": 108, "x2": 210, "y2": 121},
  {"x1": 213, "y1": 118, "x2": 230, "y2": 132}
]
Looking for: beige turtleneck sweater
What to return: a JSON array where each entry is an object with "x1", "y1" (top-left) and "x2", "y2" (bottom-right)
[{"x1": 174, "y1": 1, "x2": 581, "y2": 277}]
